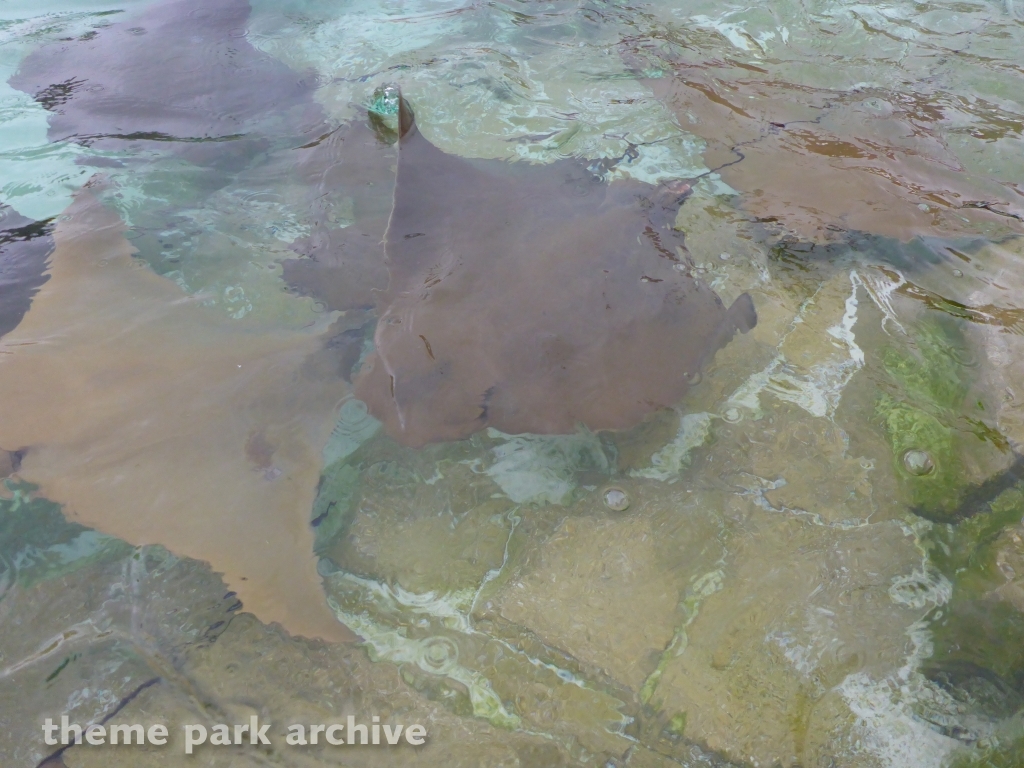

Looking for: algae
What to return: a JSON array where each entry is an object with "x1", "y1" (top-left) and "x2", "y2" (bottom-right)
[
  {"x1": 886, "y1": 482, "x2": 1024, "y2": 762},
  {"x1": 630, "y1": 411, "x2": 713, "y2": 482},
  {"x1": 950, "y1": 732, "x2": 1024, "y2": 768},
  {"x1": 0, "y1": 480, "x2": 129, "y2": 590},
  {"x1": 922, "y1": 484, "x2": 1024, "y2": 696},
  {"x1": 877, "y1": 395, "x2": 964, "y2": 518},
  {"x1": 876, "y1": 316, "x2": 1011, "y2": 522},
  {"x1": 4, "y1": 0, "x2": 1024, "y2": 764},
  {"x1": 881, "y1": 316, "x2": 971, "y2": 412}
]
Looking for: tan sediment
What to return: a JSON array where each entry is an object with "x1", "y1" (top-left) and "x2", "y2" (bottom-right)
[{"x1": 0, "y1": 188, "x2": 353, "y2": 643}]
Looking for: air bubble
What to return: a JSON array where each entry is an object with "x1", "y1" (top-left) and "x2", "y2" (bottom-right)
[
  {"x1": 902, "y1": 449, "x2": 935, "y2": 476},
  {"x1": 418, "y1": 636, "x2": 458, "y2": 675},
  {"x1": 603, "y1": 487, "x2": 630, "y2": 512}
]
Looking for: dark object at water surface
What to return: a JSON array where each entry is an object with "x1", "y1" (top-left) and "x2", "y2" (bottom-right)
[{"x1": 350, "y1": 92, "x2": 757, "y2": 446}]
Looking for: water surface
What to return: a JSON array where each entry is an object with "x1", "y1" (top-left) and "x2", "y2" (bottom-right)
[{"x1": 1, "y1": 0, "x2": 1023, "y2": 766}]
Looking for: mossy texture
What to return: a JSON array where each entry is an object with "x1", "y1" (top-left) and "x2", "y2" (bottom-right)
[
  {"x1": 877, "y1": 317, "x2": 1007, "y2": 522},
  {"x1": 0, "y1": 480, "x2": 129, "y2": 590},
  {"x1": 922, "y1": 485, "x2": 1024, "y2": 723}
]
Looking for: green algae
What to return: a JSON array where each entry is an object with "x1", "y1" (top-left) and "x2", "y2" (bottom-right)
[
  {"x1": 0, "y1": 480, "x2": 129, "y2": 591},
  {"x1": 666, "y1": 711, "x2": 687, "y2": 736},
  {"x1": 922, "y1": 484, "x2": 1024, "y2": 688},
  {"x1": 881, "y1": 319, "x2": 971, "y2": 412},
  {"x1": 950, "y1": 732, "x2": 1024, "y2": 768},
  {"x1": 927, "y1": 484, "x2": 1024, "y2": 582},
  {"x1": 639, "y1": 569, "x2": 724, "y2": 706},
  {"x1": 904, "y1": 482, "x2": 1024, "y2": 750},
  {"x1": 877, "y1": 395, "x2": 964, "y2": 518},
  {"x1": 630, "y1": 411, "x2": 712, "y2": 481},
  {"x1": 876, "y1": 317, "x2": 1009, "y2": 523}
]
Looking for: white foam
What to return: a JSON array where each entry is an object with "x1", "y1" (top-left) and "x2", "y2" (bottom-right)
[
  {"x1": 631, "y1": 411, "x2": 713, "y2": 481},
  {"x1": 726, "y1": 271, "x2": 865, "y2": 420}
]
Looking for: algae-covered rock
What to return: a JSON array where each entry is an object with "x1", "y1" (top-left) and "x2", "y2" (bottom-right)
[
  {"x1": 323, "y1": 455, "x2": 518, "y2": 596},
  {"x1": 0, "y1": 480, "x2": 130, "y2": 590},
  {"x1": 492, "y1": 498, "x2": 722, "y2": 692},
  {"x1": 882, "y1": 318, "x2": 970, "y2": 412},
  {"x1": 876, "y1": 395, "x2": 963, "y2": 516},
  {"x1": 3, "y1": 484, "x2": 603, "y2": 768},
  {"x1": 313, "y1": 433, "x2": 634, "y2": 749},
  {"x1": 645, "y1": 513, "x2": 927, "y2": 768},
  {"x1": 876, "y1": 316, "x2": 1014, "y2": 522},
  {"x1": 482, "y1": 428, "x2": 611, "y2": 506},
  {"x1": 63, "y1": 611, "x2": 591, "y2": 768},
  {"x1": 920, "y1": 483, "x2": 1024, "y2": 722},
  {"x1": 991, "y1": 524, "x2": 1024, "y2": 613},
  {"x1": 882, "y1": 484, "x2": 1024, "y2": 766},
  {"x1": 321, "y1": 560, "x2": 634, "y2": 754},
  {"x1": 0, "y1": 485, "x2": 240, "y2": 767},
  {"x1": 949, "y1": 730, "x2": 1024, "y2": 768}
]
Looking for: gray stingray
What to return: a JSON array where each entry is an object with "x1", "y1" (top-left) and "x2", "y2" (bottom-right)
[
  {"x1": 0, "y1": 206, "x2": 54, "y2": 340},
  {"x1": 353, "y1": 94, "x2": 757, "y2": 447},
  {"x1": 281, "y1": 118, "x2": 399, "y2": 315},
  {"x1": 10, "y1": 0, "x2": 320, "y2": 155},
  {"x1": 11, "y1": 0, "x2": 396, "y2": 319}
]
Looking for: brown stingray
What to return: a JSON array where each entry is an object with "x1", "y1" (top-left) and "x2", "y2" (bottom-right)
[
  {"x1": 353, "y1": 94, "x2": 757, "y2": 447},
  {"x1": 638, "y1": 64, "x2": 1024, "y2": 242},
  {"x1": 9, "y1": 0, "x2": 320, "y2": 155},
  {"x1": 0, "y1": 188, "x2": 354, "y2": 643}
]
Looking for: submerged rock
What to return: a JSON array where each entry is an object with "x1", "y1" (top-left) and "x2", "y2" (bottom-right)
[{"x1": 876, "y1": 316, "x2": 1015, "y2": 522}]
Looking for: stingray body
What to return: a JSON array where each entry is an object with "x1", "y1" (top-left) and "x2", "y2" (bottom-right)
[
  {"x1": 0, "y1": 206, "x2": 54, "y2": 340},
  {"x1": 353, "y1": 95, "x2": 757, "y2": 447},
  {"x1": 10, "y1": 0, "x2": 319, "y2": 155},
  {"x1": 282, "y1": 118, "x2": 399, "y2": 313}
]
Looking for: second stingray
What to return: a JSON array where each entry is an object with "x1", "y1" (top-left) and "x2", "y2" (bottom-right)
[{"x1": 352, "y1": 92, "x2": 757, "y2": 447}]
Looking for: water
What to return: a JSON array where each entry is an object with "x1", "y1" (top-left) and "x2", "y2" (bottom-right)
[{"x1": 1, "y1": 0, "x2": 1023, "y2": 766}]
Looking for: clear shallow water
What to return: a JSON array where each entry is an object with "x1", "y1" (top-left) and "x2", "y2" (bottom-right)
[{"x1": 1, "y1": 0, "x2": 1023, "y2": 766}]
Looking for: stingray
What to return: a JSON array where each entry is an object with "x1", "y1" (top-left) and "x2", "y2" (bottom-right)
[
  {"x1": 9, "y1": 0, "x2": 321, "y2": 159},
  {"x1": 0, "y1": 189, "x2": 354, "y2": 642},
  {"x1": 281, "y1": 116, "x2": 400, "y2": 315},
  {"x1": 635, "y1": 64, "x2": 1024, "y2": 242},
  {"x1": 0, "y1": 206, "x2": 54, "y2": 340},
  {"x1": 351, "y1": 93, "x2": 757, "y2": 447}
]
